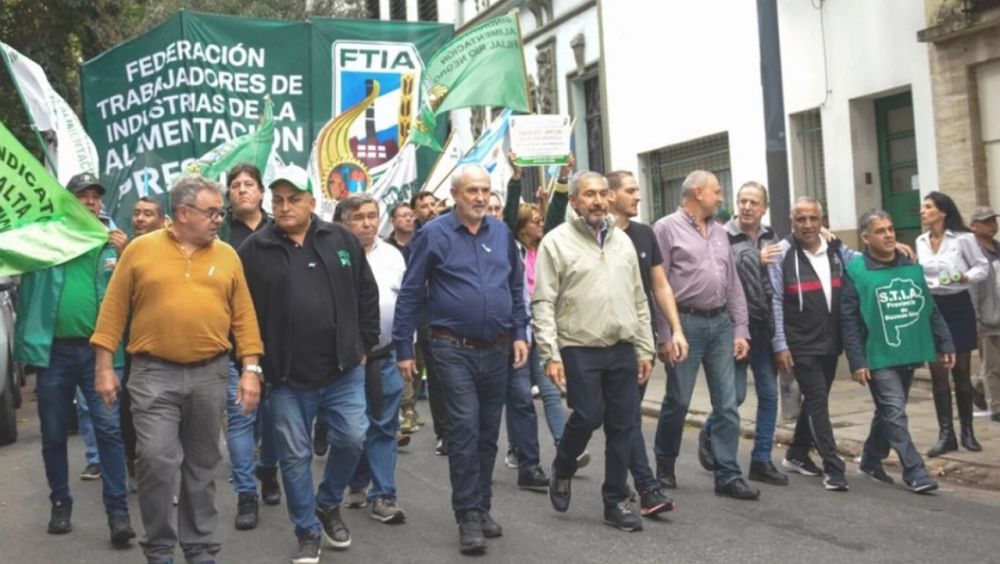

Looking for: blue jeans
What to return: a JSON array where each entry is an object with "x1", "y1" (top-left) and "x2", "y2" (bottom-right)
[
  {"x1": 226, "y1": 362, "x2": 278, "y2": 495},
  {"x1": 504, "y1": 359, "x2": 541, "y2": 474},
  {"x1": 36, "y1": 342, "x2": 128, "y2": 515},
  {"x1": 270, "y1": 367, "x2": 368, "y2": 538},
  {"x1": 529, "y1": 343, "x2": 565, "y2": 445},
  {"x1": 349, "y1": 353, "x2": 404, "y2": 501},
  {"x1": 77, "y1": 386, "x2": 100, "y2": 465},
  {"x1": 704, "y1": 342, "x2": 779, "y2": 463},
  {"x1": 862, "y1": 367, "x2": 930, "y2": 483},
  {"x1": 654, "y1": 313, "x2": 742, "y2": 486},
  {"x1": 431, "y1": 338, "x2": 508, "y2": 521}
]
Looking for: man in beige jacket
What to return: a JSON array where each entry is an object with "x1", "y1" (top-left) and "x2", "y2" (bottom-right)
[{"x1": 532, "y1": 170, "x2": 654, "y2": 533}]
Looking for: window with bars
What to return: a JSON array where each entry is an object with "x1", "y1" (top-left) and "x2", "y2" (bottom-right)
[
  {"x1": 583, "y1": 75, "x2": 604, "y2": 174},
  {"x1": 792, "y1": 109, "x2": 827, "y2": 210},
  {"x1": 418, "y1": 0, "x2": 438, "y2": 21},
  {"x1": 643, "y1": 133, "x2": 732, "y2": 221},
  {"x1": 390, "y1": 0, "x2": 407, "y2": 20}
]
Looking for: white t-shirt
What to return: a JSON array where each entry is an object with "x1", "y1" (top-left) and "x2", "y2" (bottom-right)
[
  {"x1": 367, "y1": 238, "x2": 406, "y2": 350},
  {"x1": 803, "y1": 238, "x2": 833, "y2": 312}
]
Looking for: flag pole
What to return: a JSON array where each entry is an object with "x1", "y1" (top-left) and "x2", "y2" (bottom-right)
[{"x1": 0, "y1": 45, "x2": 59, "y2": 175}]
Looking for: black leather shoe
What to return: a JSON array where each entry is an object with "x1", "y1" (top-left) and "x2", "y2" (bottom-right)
[
  {"x1": 234, "y1": 492, "x2": 259, "y2": 530},
  {"x1": 548, "y1": 463, "x2": 571, "y2": 512},
  {"x1": 518, "y1": 466, "x2": 549, "y2": 490},
  {"x1": 656, "y1": 459, "x2": 677, "y2": 490},
  {"x1": 714, "y1": 478, "x2": 761, "y2": 500},
  {"x1": 748, "y1": 460, "x2": 789, "y2": 486},
  {"x1": 697, "y1": 427, "x2": 715, "y2": 472},
  {"x1": 256, "y1": 466, "x2": 282, "y2": 506},
  {"x1": 108, "y1": 512, "x2": 136, "y2": 547},
  {"x1": 481, "y1": 512, "x2": 502, "y2": 538},
  {"x1": 458, "y1": 512, "x2": 487, "y2": 554},
  {"x1": 603, "y1": 501, "x2": 642, "y2": 532},
  {"x1": 48, "y1": 503, "x2": 72, "y2": 535}
]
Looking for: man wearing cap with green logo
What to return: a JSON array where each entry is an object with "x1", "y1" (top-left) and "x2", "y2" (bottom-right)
[
  {"x1": 238, "y1": 165, "x2": 379, "y2": 564},
  {"x1": 841, "y1": 209, "x2": 954, "y2": 493},
  {"x1": 14, "y1": 172, "x2": 135, "y2": 547}
]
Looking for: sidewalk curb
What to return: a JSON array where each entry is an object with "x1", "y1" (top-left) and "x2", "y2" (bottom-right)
[{"x1": 640, "y1": 403, "x2": 1000, "y2": 491}]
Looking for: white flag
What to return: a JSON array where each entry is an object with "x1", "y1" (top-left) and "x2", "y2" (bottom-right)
[
  {"x1": 371, "y1": 144, "x2": 419, "y2": 237},
  {"x1": 1, "y1": 42, "x2": 99, "y2": 183},
  {"x1": 423, "y1": 132, "x2": 469, "y2": 201}
]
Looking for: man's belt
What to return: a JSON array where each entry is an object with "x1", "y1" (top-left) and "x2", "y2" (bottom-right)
[
  {"x1": 431, "y1": 327, "x2": 511, "y2": 349},
  {"x1": 134, "y1": 352, "x2": 227, "y2": 368},
  {"x1": 677, "y1": 305, "x2": 726, "y2": 318}
]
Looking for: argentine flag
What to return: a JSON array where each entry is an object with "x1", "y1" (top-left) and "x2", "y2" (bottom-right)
[{"x1": 457, "y1": 109, "x2": 514, "y2": 195}]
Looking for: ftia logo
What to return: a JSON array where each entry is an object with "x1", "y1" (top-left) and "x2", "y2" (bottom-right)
[{"x1": 313, "y1": 41, "x2": 423, "y2": 201}]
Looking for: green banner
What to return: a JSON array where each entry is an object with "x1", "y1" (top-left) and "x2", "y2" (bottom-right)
[
  {"x1": 0, "y1": 120, "x2": 108, "y2": 276},
  {"x1": 80, "y1": 11, "x2": 452, "y2": 232}
]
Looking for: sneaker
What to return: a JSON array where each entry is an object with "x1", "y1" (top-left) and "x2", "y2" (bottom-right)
[
  {"x1": 603, "y1": 501, "x2": 643, "y2": 532},
  {"x1": 108, "y1": 512, "x2": 136, "y2": 547},
  {"x1": 748, "y1": 460, "x2": 789, "y2": 486},
  {"x1": 313, "y1": 422, "x2": 329, "y2": 457},
  {"x1": 458, "y1": 511, "x2": 486, "y2": 554},
  {"x1": 782, "y1": 456, "x2": 822, "y2": 477},
  {"x1": 973, "y1": 389, "x2": 988, "y2": 411},
  {"x1": 858, "y1": 464, "x2": 894, "y2": 485},
  {"x1": 256, "y1": 467, "x2": 282, "y2": 506},
  {"x1": 435, "y1": 437, "x2": 449, "y2": 456},
  {"x1": 697, "y1": 428, "x2": 715, "y2": 472},
  {"x1": 823, "y1": 473, "x2": 849, "y2": 492},
  {"x1": 548, "y1": 462, "x2": 571, "y2": 512},
  {"x1": 292, "y1": 533, "x2": 321, "y2": 564},
  {"x1": 576, "y1": 450, "x2": 591, "y2": 470},
  {"x1": 48, "y1": 502, "x2": 72, "y2": 535},
  {"x1": 414, "y1": 410, "x2": 426, "y2": 428},
  {"x1": 396, "y1": 432, "x2": 411, "y2": 447},
  {"x1": 481, "y1": 512, "x2": 502, "y2": 538},
  {"x1": 638, "y1": 488, "x2": 675, "y2": 517},
  {"x1": 627, "y1": 486, "x2": 639, "y2": 503},
  {"x1": 234, "y1": 492, "x2": 259, "y2": 530},
  {"x1": 315, "y1": 505, "x2": 351, "y2": 549},
  {"x1": 505, "y1": 448, "x2": 518, "y2": 469},
  {"x1": 904, "y1": 477, "x2": 940, "y2": 494},
  {"x1": 370, "y1": 497, "x2": 406, "y2": 524},
  {"x1": 81, "y1": 462, "x2": 102, "y2": 481},
  {"x1": 345, "y1": 487, "x2": 368, "y2": 509},
  {"x1": 517, "y1": 466, "x2": 549, "y2": 490},
  {"x1": 400, "y1": 410, "x2": 417, "y2": 434}
]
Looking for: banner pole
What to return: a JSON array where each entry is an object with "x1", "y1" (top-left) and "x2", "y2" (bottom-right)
[{"x1": 0, "y1": 45, "x2": 59, "y2": 175}]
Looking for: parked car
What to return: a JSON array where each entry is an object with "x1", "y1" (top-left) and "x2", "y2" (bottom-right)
[{"x1": 0, "y1": 276, "x2": 24, "y2": 446}]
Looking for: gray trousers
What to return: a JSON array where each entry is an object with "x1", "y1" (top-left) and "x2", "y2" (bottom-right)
[
  {"x1": 128, "y1": 354, "x2": 228, "y2": 564},
  {"x1": 974, "y1": 335, "x2": 1000, "y2": 412}
]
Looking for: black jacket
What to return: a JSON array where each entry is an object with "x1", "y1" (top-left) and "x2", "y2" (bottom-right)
[
  {"x1": 726, "y1": 221, "x2": 778, "y2": 345},
  {"x1": 238, "y1": 216, "x2": 379, "y2": 386}
]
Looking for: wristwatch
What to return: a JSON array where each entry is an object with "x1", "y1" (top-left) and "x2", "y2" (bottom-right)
[{"x1": 243, "y1": 364, "x2": 264, "y2": 375}]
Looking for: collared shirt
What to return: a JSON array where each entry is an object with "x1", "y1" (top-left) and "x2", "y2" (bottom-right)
[
  {"x1": 802, "y1": 237, "x2": 833, "y2": 311},
  {"x1": 386, "y1": 232, "x2": 411, "y2": 263},
  {"x1": 227, "y1": 214, "x2": 270, "y2": 251},
  {"x1": 91, "y1": 228, "x2": 263, "y2": 363},
  {"x1": 368, "y1": 238, "x2": 406, "y2": 350},
  {"x1": 916, "y1": 229, "x2": 989, "y2": 295},
  {"x1": 652, "y1": 208, "x2": 749, "y2": 341},
  {"x1": 393, "y1": 213, "x2": 528, "y2": 361}
]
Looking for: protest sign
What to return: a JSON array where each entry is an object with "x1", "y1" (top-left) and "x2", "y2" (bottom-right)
[{"x1": 509, "y1": 114, "x2": 571, "y2": 166}]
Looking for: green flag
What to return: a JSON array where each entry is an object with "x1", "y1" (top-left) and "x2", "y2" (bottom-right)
[
  {"x1": 187, "y1": 97, "x2": 275, "y2": 182},
  {"x1": 0, "y1": 120, "x2": 108, "y2": 276},
  {"x1": 410, "y1": 12, "x2": 530, "y2": 150}
]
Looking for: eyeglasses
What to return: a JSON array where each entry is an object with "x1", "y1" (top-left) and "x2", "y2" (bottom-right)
[{"x1": 183, "y1": 204, "x2": 226, "y2": 221}]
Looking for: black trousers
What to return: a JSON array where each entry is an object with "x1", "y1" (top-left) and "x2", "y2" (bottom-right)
[
  {"x1": 417, "y1": 325, "x2": 450, "y2": 440},
  {"x1": 553, "y1": 341, "x2": 638, "y2": 507},
  {"x1": 787, "y1": 354, "x2": 845, "y2": 475}
]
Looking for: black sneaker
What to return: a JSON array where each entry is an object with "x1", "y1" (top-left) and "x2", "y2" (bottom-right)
[
  {"x1": 748, "y1": 460, "x2": 789, "y2": 486},
  {"x1": 714, "y1": 478, "x2": 761, "y2": 500},
  {"x1": 517, "y1": 466, "x2": 549, "y2": 490},
  {"x1": 458, "y1": 511, "x2": 487, "y2": 554},
  {"x1": 858, "y1": 464, "x2": 894, "y2": 485},
  {"x1": 313, "y1": 421, "x2": 329, "y2": 457},
  {"x1": 697, "y1": 427, "x2": 715, "y2": 472},
  {"x1": 974, "y1": 389, "x2": 988, "y2": 411},
  {"x1": 292, "y1": 533, "x2": 321, "y2": 564},
  {"x1": 548, "y1": 463, "x2": 571, "y2": 512},
  {"x1": 256, "y1": 466, "x2": 282, "y2": 506},
  {"x1": 603, "y1": 501, "x2": 643, "y2": 532},
  {"x1": 782, "y1": 456, "x2": 822, "y2": 477},
  {"x1": 48, "y1": 502, "x2": 72, "y2": 535},
  {"x1": 823, "y1": 473, "x2": 849, "y2": 492},
  {"x1": 638, "y1": 488, "x2": 675, "y2": 517},
  {"x1": 904, "y1": 477, "x2": 939, "y2": 494},
  {"x1": 80, "y1": 462, "x2": 102, "y2": 481},
  {"x1": 370, "y1": 497, "x2": 405, "y2": 524},
  {"x1": 235, "y1": 492, "x2": 259, "y2": 530},
  {"x1": 656, "y1": 459, "x2": 677, "y2": 490},
  {"x1": 576, "y1": 451, "x2": 591, "y2": 469},
  {"x1": 108, "y1": 512, "x2": 135, "y2": 547},
  {"x1": 481, "y1": 512, "x2": 502, "y2": 538},
  {"x1": 315, "y1": 505, "x2": 351, "y2": 549},
  {"x1": 435, "y1": 437, "x2": 449, "y2": 456}
]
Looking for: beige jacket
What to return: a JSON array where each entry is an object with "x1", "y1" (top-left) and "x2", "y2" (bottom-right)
[{"x1": 532, "y1": 217, "x2": 655, "y2": 364}]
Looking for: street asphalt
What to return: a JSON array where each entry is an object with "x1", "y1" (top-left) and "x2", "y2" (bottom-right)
[{"x1": 2, "y1": 382, "x2": 1000, "y2": 563}]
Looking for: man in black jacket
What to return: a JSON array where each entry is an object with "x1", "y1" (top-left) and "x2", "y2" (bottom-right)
[{"x1": 239, "y1": 165, "x2": 379, "y2": 564}]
